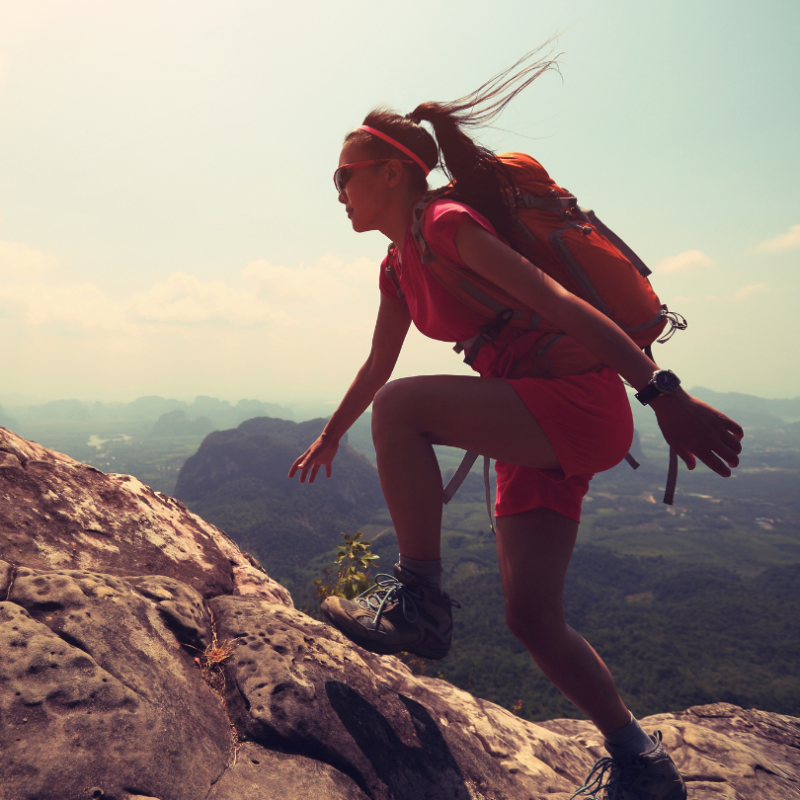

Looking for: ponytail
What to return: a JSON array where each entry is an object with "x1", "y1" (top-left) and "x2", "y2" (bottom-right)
[
  {"x1": 407, "y1": 102, "x2": 519, "y2": 242},
  {"x1": 408, "y1": 43, "x2": 560, "y2": 242},
  {"x1": 346, "y1": 42, "x2": 560, "y2": 241}
]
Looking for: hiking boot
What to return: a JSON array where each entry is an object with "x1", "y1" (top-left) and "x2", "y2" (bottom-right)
[
  {"x1": 320, "y1": 564, "x2": 458, "y2": 659},
  {"x1": 569, "y1": 731, "x2": 687, "y2": 800}
]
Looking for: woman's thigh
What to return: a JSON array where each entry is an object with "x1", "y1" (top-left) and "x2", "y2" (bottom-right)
[{"x1": 372, "y1": 374, "x2": 560, "y2": 470}]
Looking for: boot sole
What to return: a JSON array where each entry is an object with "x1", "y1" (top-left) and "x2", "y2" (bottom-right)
[
  {"x1": 321, "y1": 607, "x2": 451, "y2": 660},
  {"x1": 663, "y1": 784, "x2": 687, "y2": 800}
]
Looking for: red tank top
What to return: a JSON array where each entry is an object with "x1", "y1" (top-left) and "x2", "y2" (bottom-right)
[{"x1": 379, "y1": 199, "x2": 548, "y2": 378}]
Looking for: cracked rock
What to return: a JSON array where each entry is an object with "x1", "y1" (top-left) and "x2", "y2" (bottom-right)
[{"x1": 0, "y1": 569, "x2": 232, "y2": 800}]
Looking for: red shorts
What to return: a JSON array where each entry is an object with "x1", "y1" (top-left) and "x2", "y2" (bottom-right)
[{"x1": 494, "y1": 368, "x2": 634, "y2": 522}]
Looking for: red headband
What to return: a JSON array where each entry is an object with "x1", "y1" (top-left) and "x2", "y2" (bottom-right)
[{"x1": 357, "y1": 125, "x2": 431, "y2": 176}]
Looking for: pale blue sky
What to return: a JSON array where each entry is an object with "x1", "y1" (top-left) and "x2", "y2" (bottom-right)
[{"x1": 1, "y1": 0, "x2": 798, "y2": 404}]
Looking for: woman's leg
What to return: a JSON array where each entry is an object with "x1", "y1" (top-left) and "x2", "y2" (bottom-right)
[
  {"x1": 496, "y1": 507, "x2": 631, "y2": 734},
  {"x1": 322, "y1": 374, "x2": 560, "y2": 658},
  {"x1": 371, "y1": 375, "x2": 559, "y2": 561}
]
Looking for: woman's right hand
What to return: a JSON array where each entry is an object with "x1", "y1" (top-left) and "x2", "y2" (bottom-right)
[{"x1": 288, "y1": 434, "x2": 340, "y2": 484}]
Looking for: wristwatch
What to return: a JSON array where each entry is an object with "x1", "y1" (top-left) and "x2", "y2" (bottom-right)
[{"x1": 635, "y1": 369, "x2": 681, "y2": 406}]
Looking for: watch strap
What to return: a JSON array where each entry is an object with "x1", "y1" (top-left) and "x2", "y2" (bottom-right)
[{"x1": 635, "y1": 382, "x2": 662, "y2": 406}]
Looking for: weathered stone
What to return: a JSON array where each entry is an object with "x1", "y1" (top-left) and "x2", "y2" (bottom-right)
[
  {"x1": 210, "y1": 594, "x2": 583, "y2": 800},
  {"x1": 0, "y1": 569, "x2": 232, "y2": 800},
  {"x1": 0, "y1": 557, "x2": 12, "y2": 597},
  {"x1": 1, "y1": 428, "x2": 799, "y2": 800},
  {"x1": 0, "y1": 427, "x2": 291, "y2": 604},
  {"x1": 206, "y1": 742, "x2": 371, "y2": 800},
  {"x1": 540, "y1": 702, "x2": 800, "y2": 799}
]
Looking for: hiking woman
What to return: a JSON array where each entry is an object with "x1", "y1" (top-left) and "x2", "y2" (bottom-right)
[{"x1": 289, "y1": 50, "x2": 743, "y2": 800}]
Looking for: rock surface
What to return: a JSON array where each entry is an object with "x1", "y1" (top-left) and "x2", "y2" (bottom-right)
[
  {"x1": 1, "y1": 425, "x2": 799, "y2": 800},
  {"x1": 0, "y1": 428, "x2": 290, "y2": 604}
]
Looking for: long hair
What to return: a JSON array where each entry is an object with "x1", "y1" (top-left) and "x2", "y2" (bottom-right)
[{"x1": 345, "y1": 42, "x2": 560, "y2": 242}]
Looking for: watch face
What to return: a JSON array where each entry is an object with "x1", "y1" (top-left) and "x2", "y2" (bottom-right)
[{"x1": 655, "y1": 370, "x2": 681, "y2": 393}]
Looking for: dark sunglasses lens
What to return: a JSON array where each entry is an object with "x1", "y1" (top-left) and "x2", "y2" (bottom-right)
[{"x1": 334, "y1": 166, "x2": 350, "y2": 193}]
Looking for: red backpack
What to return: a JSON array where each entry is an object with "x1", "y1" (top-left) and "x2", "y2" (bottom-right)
[{"x1": 387, "y1": 152, "x2": 686, "y2": 512}]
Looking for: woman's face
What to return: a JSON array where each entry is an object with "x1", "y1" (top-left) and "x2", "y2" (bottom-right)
[{"x1": 336, "y1": 140, "x2": 389, "y2": 233}]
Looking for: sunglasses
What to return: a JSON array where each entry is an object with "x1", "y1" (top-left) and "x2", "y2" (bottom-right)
[{"x1": 333, "y1": 158, "x2": 414, "y2": 193}]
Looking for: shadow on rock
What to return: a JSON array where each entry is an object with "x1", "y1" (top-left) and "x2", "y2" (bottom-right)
[{"x1": 326, "y1": 680, "x2": 471, "y2": 800}]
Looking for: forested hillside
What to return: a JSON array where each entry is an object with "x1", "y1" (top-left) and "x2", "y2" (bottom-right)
[
  {"x1": 169, "y1": 402, "x2": 800, "y2": 722},
  {"x1": 174, "y1": 416, "x2": 385, "y2": 593}
]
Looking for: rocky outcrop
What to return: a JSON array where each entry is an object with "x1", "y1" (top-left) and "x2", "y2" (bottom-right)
[
  {"x1": 0, "y1": 430, "x2": 288, "y2": 603},
  {"x1": 1, "y1": 426, "x2": 799, "y2": 800}
]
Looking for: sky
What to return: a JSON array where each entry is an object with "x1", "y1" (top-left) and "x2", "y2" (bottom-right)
[{"x1": 0, "y1": 0, "x2": 798, "y2": 407}]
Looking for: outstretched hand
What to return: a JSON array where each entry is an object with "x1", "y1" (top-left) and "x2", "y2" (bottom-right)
[
  {"x1": 288, "y1": 434, "x2": 339, "y2": 484},
  {"x1": 652, "y1": 389, "x2": 744, "y2": 476}
]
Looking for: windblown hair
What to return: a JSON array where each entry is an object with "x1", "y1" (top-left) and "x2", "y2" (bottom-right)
[{"x1": 345, "y1": 42, "x2": 560, "y2": 242}]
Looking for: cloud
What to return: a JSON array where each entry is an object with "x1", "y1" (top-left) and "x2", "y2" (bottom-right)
[
  {"x1": 0, "y1": 240, "x2": 60, "y2": 278},
  {"x1": 0, "y1": 251, "x2": 382, "y2": 337},
  {"x1": 128, "y1": 272, "x2": 284, "y2": 325},
  {"x1": 758, "y1": 224, "x2": 800, "y2": 253},
  {"x1": 655, "y1": 250, "x2": 712, "y2": 275},
  {"x1": 243, "y1": 254, "x2": 377, "y2": 305},
  {"x1": 0, "y1": 281, "x2": 125, "y2": 329},
  {"x1": 708, "y1": 283, "x2": 767, "y2": 302}
]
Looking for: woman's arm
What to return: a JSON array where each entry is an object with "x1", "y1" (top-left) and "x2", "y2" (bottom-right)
[
  {"x1": 454, "y1": 218, "x2": 744, "y2": 475},
  {"x1": 288, "y1": 292, "x2": 412, "y2": 484}
]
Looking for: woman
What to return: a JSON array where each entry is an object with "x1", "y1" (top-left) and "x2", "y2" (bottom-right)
[{"x1": 289, "y1": 52, "x2": 742, "y2": 800}]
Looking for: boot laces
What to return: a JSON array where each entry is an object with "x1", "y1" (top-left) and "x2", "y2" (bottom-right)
[
  {"x1": 569, "y1": 730, "x2": 664, "y2": 800},
  {"x1": 355, "y1": 574, "x2": 423, "y2": 629}
]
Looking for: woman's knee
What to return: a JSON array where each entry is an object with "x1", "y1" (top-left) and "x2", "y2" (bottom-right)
[
  {"x1": 372, "y1": 378, "x2": 422, "y2": 433},
  {"x1": 504, "y1": 598, "x2": 565, "y2": 652}
]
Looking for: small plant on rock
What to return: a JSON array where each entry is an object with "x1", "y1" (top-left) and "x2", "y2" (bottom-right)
[{"x1": 313, "y1": 531, "x2": 380, "y2": 614}]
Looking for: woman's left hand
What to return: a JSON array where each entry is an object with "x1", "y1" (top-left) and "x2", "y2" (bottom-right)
[{"x1": 651, "y1": 389, "x2": 744, "y2": 476}]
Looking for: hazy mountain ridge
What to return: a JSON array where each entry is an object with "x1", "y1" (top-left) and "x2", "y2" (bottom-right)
[
  {"x1": 1, "y1": 394, "x2": 295, "y2": 434},
  {"x1": 174, "y1": 416, "x2": 386, "y2": 593},
  {"x1": 0, "y1": 404, "x2": 18, "y2": 431},
  {"x1": 690, "y1": 386, "x2": 800, "y2": 422}
]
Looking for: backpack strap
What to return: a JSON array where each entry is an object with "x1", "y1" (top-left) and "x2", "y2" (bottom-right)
[
  {"x1": 443, "y1": 451, "x2": 496, "y2": 535},
  {"x1": 578, "y1": 207, "x2": 652, "y2": 278},
  {"x1": 483, "y1": 455, "x2": 495, "y2": 535},
  {"x1": 518, "y1": 192, "x2": 578, "y2": 212},
  {"x1": 624, "y1": 452, "x2": 641, "y2": 469},
  {"x1": 443, "y1": 450, "x2": 479, "y2": 504},
  {"x1": 663, "y1": 447, "x2": 679, "y2": 505},
  {"x1": 642, "y1": 343, "x2": 681, "y2": 505},
  {"x1": 384, "y1": 244, "x2": 405, "y2": 299},
  {"x1": 455, "y1": 308, "x2": 515, "y2": 366}
]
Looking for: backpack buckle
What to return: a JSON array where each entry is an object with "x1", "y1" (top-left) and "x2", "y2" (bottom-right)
[
  {"x1": 481, "y1": 307, "x2": 515, "y2": 341},
  {"x1": 460, "y1": 308, "x2": 515, "y2": 366}
]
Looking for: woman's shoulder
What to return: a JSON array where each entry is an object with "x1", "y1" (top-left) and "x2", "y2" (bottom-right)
[{"x1": 422, "y1": 196, "x2": 498, "y2": 241}]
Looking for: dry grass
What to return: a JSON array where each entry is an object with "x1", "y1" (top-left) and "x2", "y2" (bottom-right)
[
  {"x1": 184, "y1": 632, "x2": 240, "y2": 694},
  {"x1": 185, "y1": 628, "x2": 242, "y2": 764},
  {"x1": 201, "y1": 635, "x2": 239, "y2": 669}
]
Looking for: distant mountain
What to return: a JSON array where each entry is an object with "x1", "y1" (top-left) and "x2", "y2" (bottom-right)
[
  {"x1": 0, "y1": 405, "x2": 19, "y2": 431},
  {"x1": 148, "y1": 410, "x2": 215, "y2": 438},
  {"x1": 3, "y1": 395, "x2": 297, "y2": 439},
  {"x1": 174, "y1": 416, "x2": 385, "y2": 592},
  {"x1": 689, "y1": 387, "x2": 800, "y2": 426}
]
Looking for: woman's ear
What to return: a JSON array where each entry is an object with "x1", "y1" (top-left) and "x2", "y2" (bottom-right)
[{"x1": 384, "y1": 158, "x2": 406, "y2": 189}]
